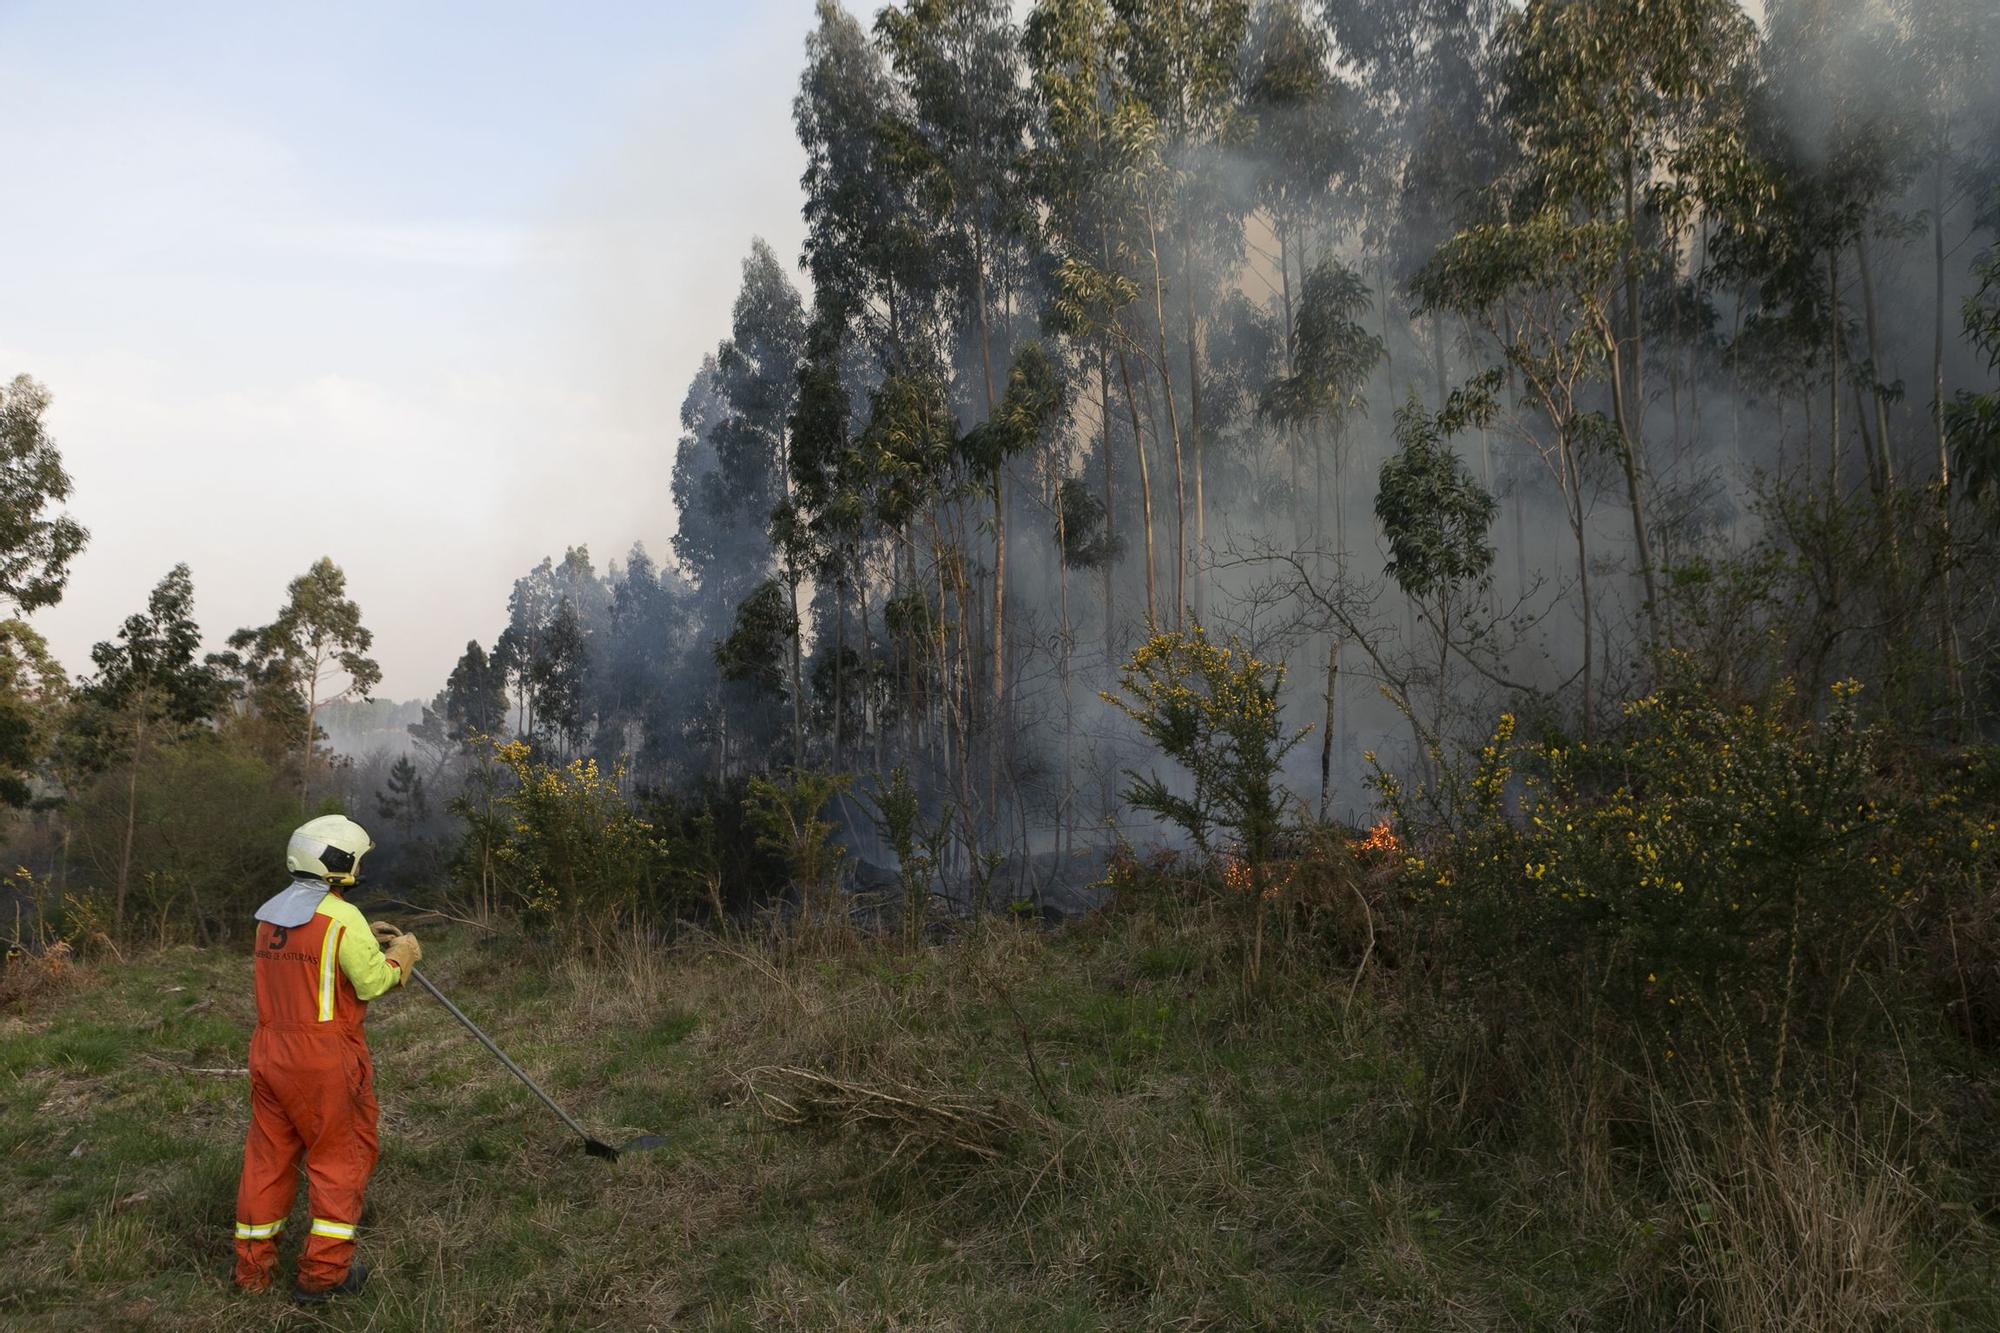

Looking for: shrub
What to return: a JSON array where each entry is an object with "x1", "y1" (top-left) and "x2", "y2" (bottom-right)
[
  {"x1": 865, "y1": 766, "x2": 950, "y2": 948},
  {"x1": 744, "y1": 768, "x2": 853, "y2": 939},
  {"x1": 67, "y1": 735, "x2": 304, "y2": 944},
  {"x1": 489, "y1": 739, "x2": 665, "y2": 937},
  {"x1": 1104, "y1": 624, "x2": 1309, "y2": 980},
  {"x1": 1380, "y1": 673, "x2": 1997, "y2": 1097},
  {"x1": 1102, "y1": 624, "x2": 1306, "y2": 869},
  {"x1": 643, "y1": 777, "x2": 792, "y2": 927}
]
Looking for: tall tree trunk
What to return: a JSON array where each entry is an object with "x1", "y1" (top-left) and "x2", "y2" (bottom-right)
[
  {"x1": 974, "y1": 228, "x2": 1002, "y2": 823},
  {"x1": 1182, "y1": 210, "x2": 1205, "y2": 623},
  {"x1": 787, "y1": 576, "x2": 806, "y2": 770},
  {"x1": 1829, "y1": 247, "x2": 1843, "y2": 503},
  {"x1": 1559, "y1": 428, "x2": 1594, "y2": 741},
  {"x1": 990, "y1": 461, "x2": 1007, "y2": 811},
  {"x1": 833, "y1": 580, "x2": 847, "y2": 771},
  {"x1": 1285, "y1": 227, "x2": 1304, "y2": 537},
  {"x1": 1318, "y1": 639, "x2": 1340, "y2": 821},
  {"x1": 859, "y1": 573, "x2": 883, "y2": 771},
  {"x1": 1933, "y1": 132, "x2": 1965, "y2": 731},
  {"x1": 1854, "y1": 232, "x2": 1898, "y2": 492},
  {"x1": 1056, "y1": 457, "x2": 1076, "y2": 887},
  {"x1": 1432, "y1": 314, "x2": 1449, "y2": 409},
  {"x1": 1602, "y1": 329, "x2": 1660, "y2": 644},
  {"x1": 1624, "y1": 152, "x2": 1646, "y2": 445},
  {"x1": 1279, "y1": 222, "x2": 1296, "y2": 370},
  {"x1": 1144, "y1": 200, "x2": 1187, "y2": 628},
  {"x1": 1512, "y1": 466, "x2": 1528, "y2": 606},
  {"x1": 1099, "y1": 334, "x2": 1117, "y2": 665},
  {"x1": 973, "y1": 230, "x2": 998, "y2": 414},
  {"x1": 1376, "y1": 258, "x2": 1394, "y2": 384},
  {"x1": 714, "y1": 685, "x2": 727, "y2": 786},
  {"x1": 115, "y1": 718, "x2": 144, "y2": 933},
  {"x1": 299, "y1": 649, "x2": 321, "y2": 804},
  {"x1": 1116, "y1": 342, "x2": 1159, "y2": 628}
]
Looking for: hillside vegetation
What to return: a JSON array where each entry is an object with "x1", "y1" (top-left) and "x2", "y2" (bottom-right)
[{"x1": 7, "y1": 852, "x2": 2000, "y2": 1330}]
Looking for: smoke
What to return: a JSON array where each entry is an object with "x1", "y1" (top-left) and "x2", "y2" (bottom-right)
[{"x1": 404, "y1": 0, "x2": 2000, "y2": 880}]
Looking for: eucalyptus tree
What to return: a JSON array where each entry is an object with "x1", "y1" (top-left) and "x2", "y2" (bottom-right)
[
  {"x1": 0, "y1": 374, "x2": 88, "y2": 615},
  {"x1": 877, "y1": 0, "x2": 1036, "y2": 764},
  {"x1": 1897, "y1": 0, "x2": 1997, "y2": 490},
  {"x1": 1946, "y1": 246, "x2": 2000, "y2": 521},
  {"x1": 76, "y1": 564, "x2": 226, "y2": 927},
  {"x1": 877, "y1": 0, "x2": 1032, "y2": 416},
  {"x1": 1376, "y1": 383, "x2": 1499, "y2": 768},
  {"x1": 1416, "y1": 213, "x2": 1630, "y2": 734},
  {"x1": 1259, "y1": 261, "x2": 1382, "y2": 812},
  {"x1": 1027, "y1": 0, "x2": 1157, "y2": 638},
  {"x1": 1898, "y1": 0, "x2": 1999, "y2": 725},
  {"x1": 1321, "y1": 0, "x2": 1509, "y2": 403},
  {"x1": 441, "y1": 641, "x2": 508, "y2": 743},
  {"x1": 594, "y1": 547, "x2": 698, "y2": 777},
  {"x1": 796, "y1": 0, "x2": 939, "y2": 368},
  {"x1": 1032, "y1": 0, "x2": 1160, "y2": 644},
  {"x1": 1701, "y1": 2, "x2": 1938, "y2": 711},
  {"x1": 225, "y1": 557, "x2": 380, "y2": 802},
  {"x1": 1243, "y1": 2, "x2": 1361, "y2": 371},
  {"x1": 785, "y1": 347, "x2": 870, "y2": 767},
  {"x1": 1259, "y1": 260, "x2": 1384, "y2": 543},
  {"x1": 492, "y1": 557, "x2": 556, "y2": 737},
  {"x1": 0, "y1": 618, "x2": 64, "y2": 813},
  {"x1": 714, "y1": 578, "x2": 797, "y2": 776},
  {"x1": 960, "y1": 342, "x2": 1067, "y2": 796},
  {"x1": 672, "y1": 244, "x2": 808, "y2": 619},
  {"x1": 1493, "y1": 0, "x2": 1759, "y2": 640},
  {"x1": 0, "y1": 380, "x2": 74, "y2": 814},
  {"x1": 531, "y1": 599, "x2": 590, "y2": 758},
  {"x1": 1110, "y1": 0, "x2": 1250, "y2": 618},
  {"x1": 856, "y1": 363, "x2": 959, "y2": 766},
  {"x1": 668, "y1": 242, "x2": 809, "y2": 772}
]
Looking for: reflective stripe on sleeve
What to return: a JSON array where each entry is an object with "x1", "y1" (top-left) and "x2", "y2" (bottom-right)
[
  {"x1": 317, "y1": 923, "x2": 343, "y2": 1022},
  {"x1": 309, "y1": 1218, "x2": 357, "y2": 1241},
  {"x1": 234, "y1": 1218, "x2": 285, "y2": 1240}
]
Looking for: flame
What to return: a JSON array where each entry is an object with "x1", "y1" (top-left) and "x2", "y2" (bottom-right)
[{"x1": 1354, "y1": 819, "x2": 1401, "y2": 858}]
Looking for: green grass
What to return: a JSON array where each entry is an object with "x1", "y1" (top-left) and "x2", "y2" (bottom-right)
[{"x1": 2, "y1": 908, "x2": 1996, "y2": 1330}]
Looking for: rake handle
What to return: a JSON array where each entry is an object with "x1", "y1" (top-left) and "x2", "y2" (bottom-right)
[{"x1": 408, "y1": 966, "x2": 601, "y2": 1148}]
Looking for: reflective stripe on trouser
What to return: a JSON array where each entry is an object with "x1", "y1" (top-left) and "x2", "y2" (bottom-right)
[{"x1": 233, "y1": 1025, "x2": 379, "y2": 1293}]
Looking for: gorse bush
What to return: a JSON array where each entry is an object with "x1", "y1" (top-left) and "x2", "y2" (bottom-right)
[
  {"x1": 489, "y1": 739, "x2": 665, "y2": 935},
  {"x1": 1103, "y1": 624, "x2": 1306, "y2": 870},
  {"x1": 1381, "y1": 672, "x2": 2000, "y2": 1094},
  {"x1": 1105, "y1": 625, "x2": 1312, "y2": 981}
]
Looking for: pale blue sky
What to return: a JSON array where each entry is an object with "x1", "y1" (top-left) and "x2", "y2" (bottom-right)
[{"x1": 1, "y1": 0, "x2": 813, "y2": 697}]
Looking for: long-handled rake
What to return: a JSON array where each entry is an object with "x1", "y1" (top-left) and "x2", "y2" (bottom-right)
[{"x1": 408, "y1": 967, "x2": 667, "y2": 1162}]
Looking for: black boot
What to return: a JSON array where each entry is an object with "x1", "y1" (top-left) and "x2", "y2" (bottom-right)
[{"x1": 292, "y1": 1262, "x2": 369, "y2": 1304}]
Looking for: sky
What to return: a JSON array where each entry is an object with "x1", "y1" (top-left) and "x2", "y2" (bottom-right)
[{"x1": 0, "y1": 0, "x2": 812, "y2": 699}]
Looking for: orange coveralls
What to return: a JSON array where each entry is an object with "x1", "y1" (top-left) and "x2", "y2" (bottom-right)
[{"x1": 232, "y1": 889, "x2": 406, "y2": 1293}]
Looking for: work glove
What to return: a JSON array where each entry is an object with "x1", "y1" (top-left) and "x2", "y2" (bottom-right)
[
  {"x1": 384, "y1": 932, "x2": 422, "y2": 977},
  {"x1": 370, "y1": 920, "x2": 402, "y2": 948}
]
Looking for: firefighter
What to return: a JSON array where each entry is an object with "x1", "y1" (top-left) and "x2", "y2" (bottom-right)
[{"x1": 232, "y1": 814, "x2": 421, "y2": 1302}]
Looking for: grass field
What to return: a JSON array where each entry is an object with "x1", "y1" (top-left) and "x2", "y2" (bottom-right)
[{"x1": 4, "y1": 902, "x2": 1997, "y2": 1330}]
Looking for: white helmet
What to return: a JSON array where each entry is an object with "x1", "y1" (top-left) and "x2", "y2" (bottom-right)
[{"x1": 286, "y1": 815, "x2": 375, "y2": 888}]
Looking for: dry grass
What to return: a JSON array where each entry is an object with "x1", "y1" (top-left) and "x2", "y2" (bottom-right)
[
  {"x1": 0, "y1": 939, "x2": 77, "y2": 1013},
  {"x1": 0, "y1": 908, "x2": 1995, "y2": 1329},
  {"x1": 1662, "y1": 1100, "x2": 1931, "y2": 1331},
  {"x1": 740, "y1": 1065, "x2": 1033, "y2": 1164}
]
